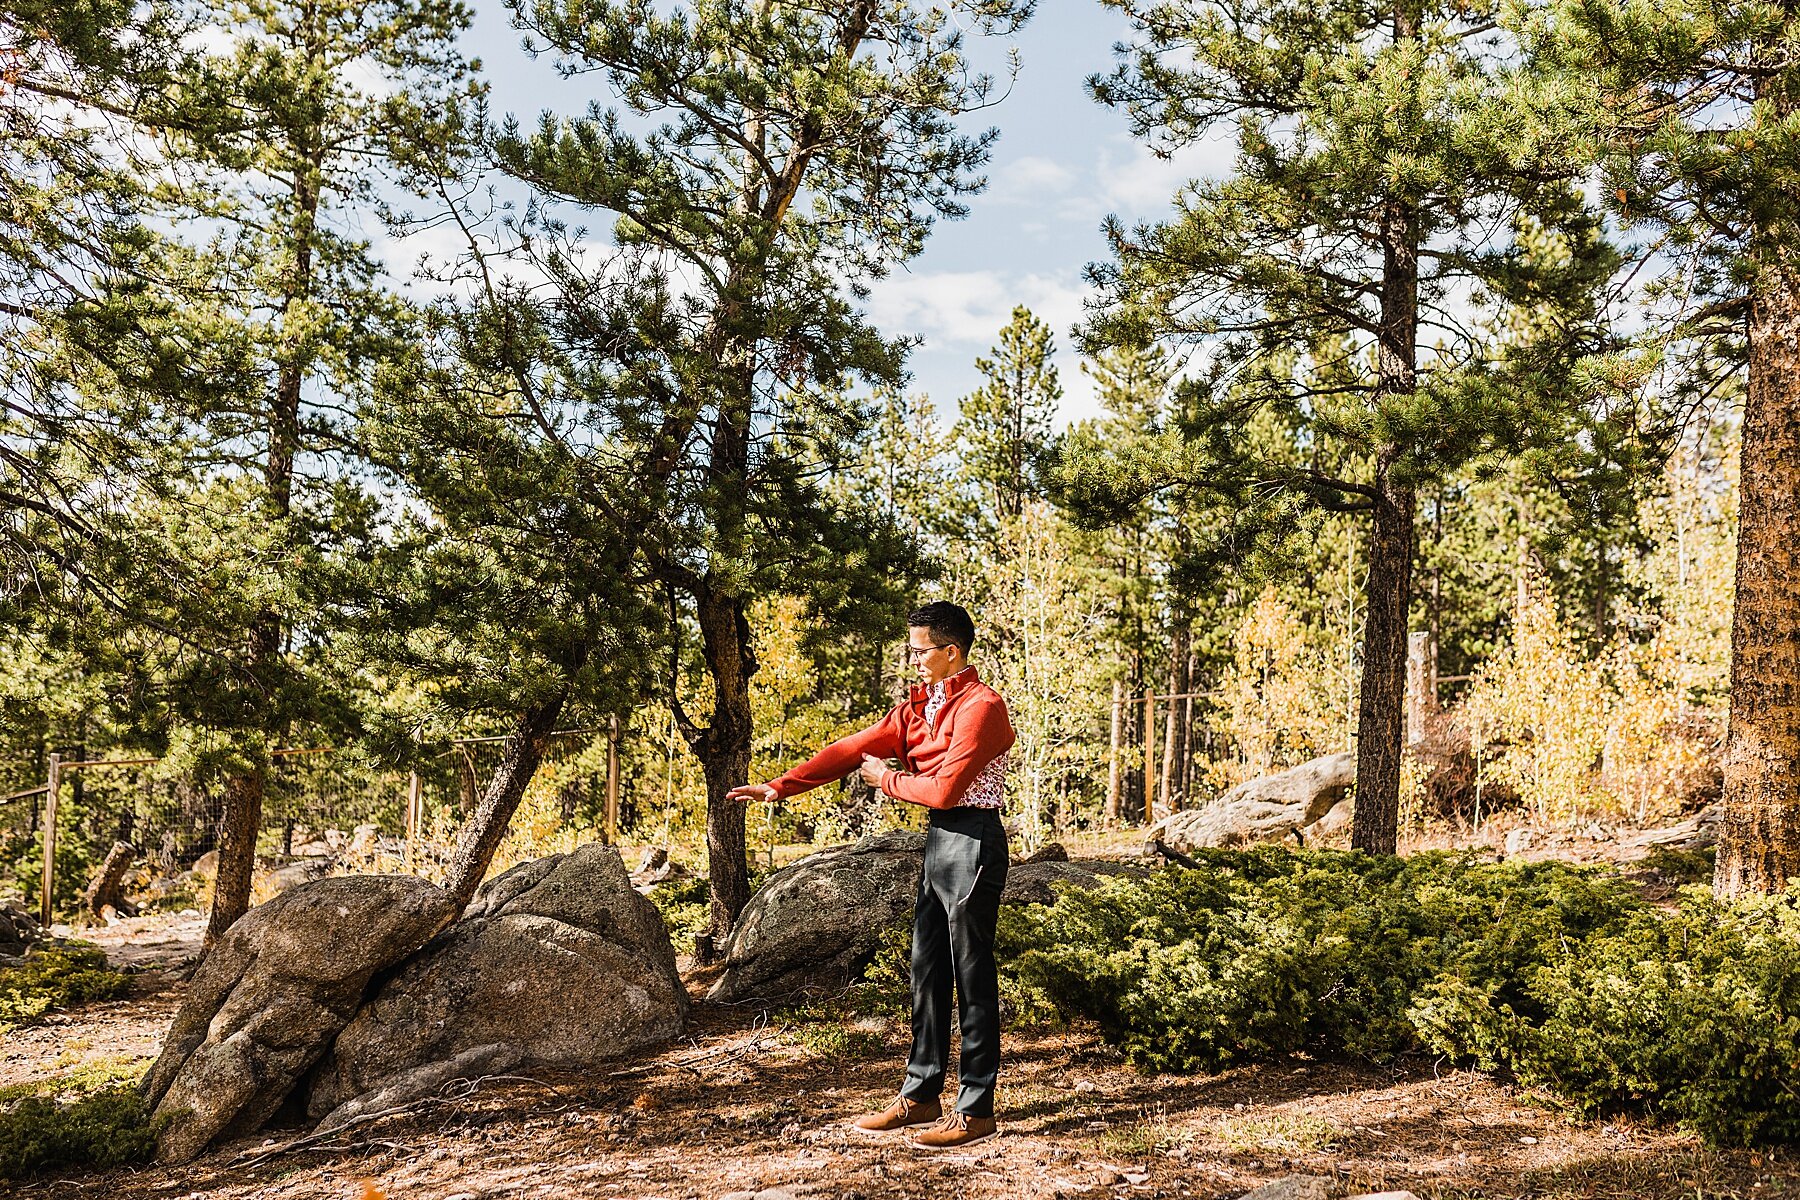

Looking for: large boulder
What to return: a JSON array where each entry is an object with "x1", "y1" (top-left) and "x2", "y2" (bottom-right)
[
  {"x1": 708, "y1": 831, "x2": 926, "y2": 1004},
  {"x1": 1001, "y1": 859, "x2": 1149, "y2": 907},
  {"x1": 708, "y1": 832, "x2": 1154, "y2": 1004},
  {"x1": 1302, "y1": 797, "x2": 1355, "y2": 842},
  {"x1": 1148, "y1": 751, "x2": 1356, "y2": 852},
  {"x1": 141, "y1": 875, "x2": 458, "y2": 1163},
  {"x1": 306, "y1": 843, "x2": 686, "y2": 1130}
]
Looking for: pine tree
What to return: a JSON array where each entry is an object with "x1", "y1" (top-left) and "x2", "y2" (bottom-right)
[
  {"x1": 1544, "y1": 0, "x2": 1800, "y2": 896},
  {"x1": 469, "y1": 0, "x2": 1034, "y2": 950},
  {"x1": 956, "y1": 305, "x2": 1062, "y2": 529},
  {"x1": 0, "y1": 0, "x2": 192, "y2": 600},
  {"x1": 1065, "y1": 341, "x2": 1173, "y2": 818},
  {"x1": 1068, "y1": 0, "x2": 1619, "y2": 852},
  {"x1": 827, "y1": 385, "x2": 956, "y2": 710},
  {"x1": 143, "y1": 0, "x2": 476, "y2": 942}
]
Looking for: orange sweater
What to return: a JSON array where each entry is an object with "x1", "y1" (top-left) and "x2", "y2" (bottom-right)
[{"x1": 767, "y1": 666, "x2": 1016, "y2": 811}]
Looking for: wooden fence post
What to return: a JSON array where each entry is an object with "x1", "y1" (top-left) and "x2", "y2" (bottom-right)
[
  {"x1": 605, "y1": 714, "x2": 621, "y2": 845},
  {"x1": 1142, "y1": 689, "x2": 1157, "y2": 822},
  {"x1": 405, "y1": 770, "x2": 423, "y2": 863},
  {"x1": 1405, "y1": 629, "x2": 1437, "y2": 745},
  {"x1": 41, "y1": 753, "x2": 61, "y2": 927},
  {"x1": 1106, "y1": 681, "x2": 1124, "y2": 827}
]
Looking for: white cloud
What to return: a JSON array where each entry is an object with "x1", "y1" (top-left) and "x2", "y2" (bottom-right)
[
  {"x1": 867, "y1": 266, "x2": 1090, "y2": 347},
  {"x1": 984, "y1": 154, "x2": 1080, "y2": 205},
  {"x1": 864, "y1": 267, "x2": 1103, "y2": 426},
  {"x1": 979, "y1": 131, "x2": 1240, "y2": 238},
  {"x1": 1088, "y1": 131, "x2": 1239, "y2": 220}
]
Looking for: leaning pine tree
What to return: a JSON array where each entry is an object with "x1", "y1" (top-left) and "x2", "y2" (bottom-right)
[
  {"x1": 1546, "y1": 0, "x2": 1800, "y2": 896},
  {"x1": 1061, "y1": 0, "x2": 1621, "y2": 851}
]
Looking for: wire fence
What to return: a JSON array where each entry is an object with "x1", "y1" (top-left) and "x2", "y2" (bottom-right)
[
  {"x1": 2, "y1": 645, "x2": 1445, "y2": 926},
  {"x1": 0, "y1": 729, "x2": 618, "y2": 926}
]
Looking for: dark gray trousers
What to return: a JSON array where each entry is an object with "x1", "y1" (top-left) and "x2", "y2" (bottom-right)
[{"x1": 900, "y1": 806, "x2": 1008, "y2": 1118}]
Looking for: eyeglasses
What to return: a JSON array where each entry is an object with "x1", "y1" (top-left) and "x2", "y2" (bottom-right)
[{"x1": 905, "y1": 643, "x2": 951, "y2": 661}]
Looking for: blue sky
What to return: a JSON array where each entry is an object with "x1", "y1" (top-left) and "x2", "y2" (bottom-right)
[{"x1": 457, "y1": 4, "x2": 1239, "y2": 427}]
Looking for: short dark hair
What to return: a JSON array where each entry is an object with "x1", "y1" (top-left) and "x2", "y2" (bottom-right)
[{"x1": 908, "y1": 601, "x2": 975, "y2": 656}]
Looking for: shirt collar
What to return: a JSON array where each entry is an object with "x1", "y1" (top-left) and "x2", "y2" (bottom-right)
[{"x1": 910, "y1": 664, "x2": 980, "y2": 705}]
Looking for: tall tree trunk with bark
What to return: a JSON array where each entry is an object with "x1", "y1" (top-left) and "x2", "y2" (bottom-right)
[
  {"x1": 1351, "y1": 163, "x2": 1421, "y2": 855},
  {"x1": 692, "y1": 585, "x2": 755, "y2": 958},
  {"x1": 1715, "y1": 250, "x2": 1800, "y2": 897},
  {"x1": 204, "y1": 151, "x2": 318, "y2": 948},
  {"x1": 1354, "y1": 455, "x2": 1416, "y2": 854}
]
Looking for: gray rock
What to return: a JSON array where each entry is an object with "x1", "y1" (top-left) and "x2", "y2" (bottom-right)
[
  {"x1": 0, "y1": 901, "x2": 40, "y2": 957},
  {"x1": 268, "y1": 858, "x2": 334, "y2": 894},
  {"x1": 707, "y1": 831, "x2": 926, "y2": 1004},
  {"x1": 1303, "y1": 798, "x2": 1355, "y2": 842},
  {"x1": 1239, "y1": 1176, "x2": 1333, "y2": 1200},
  {"x1": 141, "y1": 875, "x2": 458, "y2": 1163},
  {"x1": 1001, "y1": 859, "x2": 1148, "y2": 907},
  {"x1": 709, "y1": 832, "x2": 1150, "y2": 1003},
  {"x1": 308, "y1": 842, "x2": 686, "y2": 1128},
  {"x1": 1149, "y1": 752, "x2": 1355, "y2": 852}
]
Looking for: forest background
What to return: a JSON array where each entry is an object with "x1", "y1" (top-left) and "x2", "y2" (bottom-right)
[{"x1": 1, "y1": 0, "x2": 1786, "y2": 955}]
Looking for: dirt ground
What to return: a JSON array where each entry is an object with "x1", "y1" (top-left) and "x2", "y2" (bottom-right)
[
  {"x1": 7, "y1": 942, "x2": 1798, "y2": 1200},
  {"x1": 8, "y1": 820, "x2": 1790, "y2": 1200}
]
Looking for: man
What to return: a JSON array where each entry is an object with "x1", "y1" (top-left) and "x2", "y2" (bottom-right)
[{"x1": 727, "y1": 601, "x2": 1014, "y2": 1150}]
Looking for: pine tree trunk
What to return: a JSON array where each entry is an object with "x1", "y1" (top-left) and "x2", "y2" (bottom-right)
[
  {"x1": 206, "y1": 143, "x2": 320, "y2": 945},
  {"x1": 1106, "y1": 679, "x2": 1124, "y2": 826},
  {"x1": 694, "y1": 586, "x2": 754, "y2": 959},
  {"x1": 1352, "y1": 153, "x2": 1421, "y2": 854},
  {"x1": 1715, "y1": 257, "x2": 1800, "y2": 898},
  {"x1": 1352, "y1": 459, "x2": 1416, "y2": 854},
  {"x1": 207, "y1": 767, "x2": 262, "y2": 950},
  {"x1": 444, "y1": 694, "x2": 568, "y2": 909},
  {"x1": 206, "y1": 619, "x2": 283, "y2": 949}
]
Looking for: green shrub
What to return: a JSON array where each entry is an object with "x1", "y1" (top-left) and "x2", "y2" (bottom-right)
[
  {"x1": 790, "y1": 1020, "x2": 884, "y2": 1061},
  {"x1": 0, "y1": 1086, "x2": 164, "y2": 1178},
  {"x1": 0, "y1": 944, "x2": 133, "y2": 1027},
  {"x1": 648, "y1": 866, "x2": 775, "y2": 954},
  {"x1": 997, "y1": 848, "x2": 1645, "y2": 1073},
  {"x1": 0, "y1": 1055, "x2": 150, "y2": 1105},
  {"x1": 647, "y1": 875, "x2": 711, "y2": 952},
  {"x1": 845, "y1": 924, "x2": 912, "y2": 1016},
  {"x1": 998, "y1": 848, "x2": 1800, "y2": 1146},
  {"x1": 1414, "y1": 886, "x2": 1800, "y2": 1146},
  {"x1": 1636, "y1": 843, "x2": 1717, "y2": 884}
]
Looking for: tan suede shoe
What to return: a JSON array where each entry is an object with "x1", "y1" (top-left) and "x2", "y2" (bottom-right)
[
  {"x1": 852, "y1": 1094, "x2": 942, "y2": 1132},
  {"x1": 912, "y1": 1110, "x2": 998, "y2": 1150}
]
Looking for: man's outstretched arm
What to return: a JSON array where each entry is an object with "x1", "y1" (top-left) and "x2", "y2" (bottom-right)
[{"x1": 726, "y1": 705, "x2": 907, "y2": 804}]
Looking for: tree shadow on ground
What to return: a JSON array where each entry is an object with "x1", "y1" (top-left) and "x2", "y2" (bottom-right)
[{"x1": 31, "y1": 999, "x2": 1800, "y2": 1200}]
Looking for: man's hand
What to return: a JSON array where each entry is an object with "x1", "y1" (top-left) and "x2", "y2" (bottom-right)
[
  {"x1": 726, "y1": 782, "x2": 778, "y2": 804},
  {"x1": 860, "y1": 754, "x2": 891, "y2": 789}
]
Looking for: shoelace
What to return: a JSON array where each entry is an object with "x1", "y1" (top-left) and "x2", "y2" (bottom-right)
[{"x1": 930, "y1": 1111, "x2": 970, "y2": 1132}]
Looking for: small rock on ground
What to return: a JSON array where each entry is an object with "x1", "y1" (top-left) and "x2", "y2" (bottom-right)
[{"x1": 1239, "y1": 1177, "x2": 1333, "y2": 1200}]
